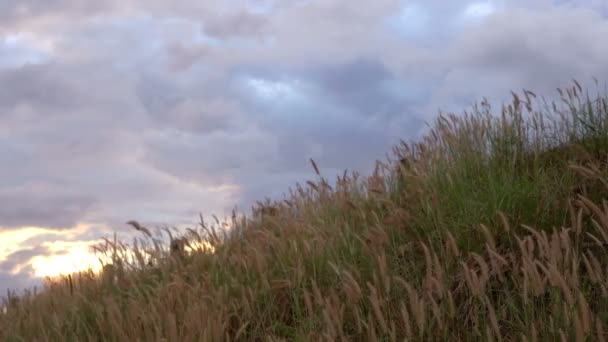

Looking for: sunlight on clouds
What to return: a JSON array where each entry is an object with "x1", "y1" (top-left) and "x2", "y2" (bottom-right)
[
  {"x1": 0, "y1": 227, "x2": 52, "y2": 262},
  {"x1": 0, "y1": 225, "x2": 103, "y2": 279},
  {"x1": 31, "y1": 241, "x2": 102, "y2": 277},
  {"x1": 1, "y1": 221, "x2": 221, "y2": 281},
  {"x1": 30, "y1": 243, "x2": 102, "y2": 278}
]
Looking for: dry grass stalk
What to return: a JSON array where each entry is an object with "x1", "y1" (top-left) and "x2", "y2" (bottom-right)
[{"x1": 4, "y1": 81, "x2": 608, "y2": 340}]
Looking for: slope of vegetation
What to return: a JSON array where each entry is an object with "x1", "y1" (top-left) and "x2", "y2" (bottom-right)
[{"x1": 3, "y1": 81, "x2": 608, "y2": 341}]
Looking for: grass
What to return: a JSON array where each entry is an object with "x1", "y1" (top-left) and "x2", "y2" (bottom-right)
[{"x1": 3, "y1": 80, "x2": 608, "y2": 341}]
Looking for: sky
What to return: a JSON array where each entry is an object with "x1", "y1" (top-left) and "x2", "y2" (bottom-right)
[{"x1": 1, "y1": 0, "x2": 608, "y2": 295}]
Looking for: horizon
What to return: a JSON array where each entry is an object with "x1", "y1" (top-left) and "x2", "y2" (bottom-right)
[{"x1": 2, "y1": 0, "x2": 608, "y2": 295}]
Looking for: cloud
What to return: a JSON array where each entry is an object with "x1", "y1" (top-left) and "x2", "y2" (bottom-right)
[
  {"x1": 1, "y1": 246, "x2": 50, "y2": 297},
  {"x1": 304, "y1": 58, "x2": 414, "y2": 120},
  {"x1": 0, "y1": 34, "x2": 50, "y2": 68},
  {"x1": 0, "y1": 63, "x2": 87, "y2": 110},
  {"x1": 0, "y1": 186, "x2": 97, "y2": 230},
  {"x1": 0, "y1": 246, "x2": 52, "y2": 273},
  {"x1": 427, "y1": 5, "x2": 608, "y2": 113},
  {"x1": 202, "y1": 10, "x2": 269, "y2": 38},
  {"x1": 0, "y1": 269, "x2": 39, "y2": 298}
]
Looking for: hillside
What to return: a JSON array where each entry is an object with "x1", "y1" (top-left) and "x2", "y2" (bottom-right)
[{"x1": 3, "y1": 81, "x2": 608, "y2": 341}]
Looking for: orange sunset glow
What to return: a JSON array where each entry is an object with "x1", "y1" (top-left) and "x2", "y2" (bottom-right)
[{"x1": 0, "y1": 225, "x2": 103, "y2": 281}]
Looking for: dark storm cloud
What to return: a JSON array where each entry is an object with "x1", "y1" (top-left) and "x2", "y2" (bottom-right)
[
  {"x1": 135, "y1": 60, "x2": 407, "y2": 209},
  {"x1": 308, "y1": 58, "x2": 409, "y2": 118}
]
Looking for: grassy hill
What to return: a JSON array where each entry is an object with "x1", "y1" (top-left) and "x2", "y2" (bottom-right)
[{"x1": 3, "y1": 81, "x2": 608, "y2": 341}]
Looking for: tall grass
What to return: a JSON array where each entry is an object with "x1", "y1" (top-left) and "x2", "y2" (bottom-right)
[{"x1": 2, "y1": 81, "x2": 608, "y2": 341}]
